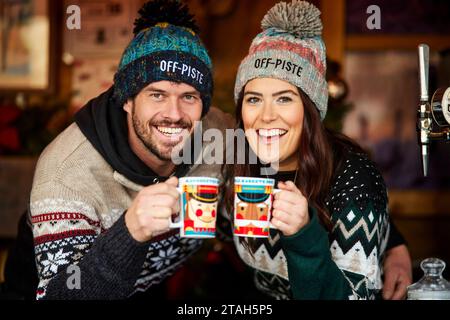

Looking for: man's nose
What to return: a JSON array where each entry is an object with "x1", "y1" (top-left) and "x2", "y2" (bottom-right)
[{"x1": 161, "y1": 97, "x2": 183, "y2": 122}]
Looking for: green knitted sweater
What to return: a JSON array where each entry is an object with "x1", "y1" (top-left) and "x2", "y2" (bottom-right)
[{"x1": 231, "y1": 150, "x2": 390, "y2": 300}]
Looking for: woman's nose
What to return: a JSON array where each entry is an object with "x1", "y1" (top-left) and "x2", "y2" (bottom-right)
[{"x1": 261, "y1": 101, "x2": 277, "y2": 123}]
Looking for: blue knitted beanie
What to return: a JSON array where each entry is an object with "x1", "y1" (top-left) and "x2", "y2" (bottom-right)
[{"x1": 113, "y1": 0, "x2": 213, "y2": 116}]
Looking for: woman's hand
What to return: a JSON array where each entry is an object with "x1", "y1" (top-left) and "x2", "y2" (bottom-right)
[{"x1": 271, "y1": 181, "x2": 309, "y2": 236}]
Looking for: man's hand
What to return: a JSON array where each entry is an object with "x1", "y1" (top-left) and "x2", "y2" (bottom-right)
[
  {"x1": 382, "y1": 244, "x2": 413, "y2": 300},
  {"x1": 125, "y1": 176, "x2": 180, "y2": 242}
]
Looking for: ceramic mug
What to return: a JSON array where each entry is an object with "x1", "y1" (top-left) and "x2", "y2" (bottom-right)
[
  {"x1": 169, "y1": 176, "x2": 219, "y2": 238},
  {"x1": 233, "y1": 177, "x2": 280, "y2": 238}
]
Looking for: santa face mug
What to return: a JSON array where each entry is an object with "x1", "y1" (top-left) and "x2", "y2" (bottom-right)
[
  {"x1": 169, "y1": 177, "x2": 219, "y2": 238},
  {"x1": 233, "y1": 177, "x2": 280, "y2": 238}
]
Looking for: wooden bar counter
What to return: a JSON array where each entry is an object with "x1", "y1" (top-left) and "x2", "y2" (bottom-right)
[{"x1": 388, "y1": 190, "x2": 450, "y2": 267}]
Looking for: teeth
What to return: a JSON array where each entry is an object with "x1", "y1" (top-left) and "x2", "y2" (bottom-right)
[
  {"x1": 157, "y1": 126, "x2": 183, "y2": 135},
  {"x1": 258, "y1": 129, "x2": 287, "y2": 137}
]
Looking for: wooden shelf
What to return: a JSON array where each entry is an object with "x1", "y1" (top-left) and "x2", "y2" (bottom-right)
[
  {"x1": 388, "y1": 190, "x2": 450, "y2": 218},
  {"x1": 346, "y1": 35, "x2": 450, "y2": 51}
]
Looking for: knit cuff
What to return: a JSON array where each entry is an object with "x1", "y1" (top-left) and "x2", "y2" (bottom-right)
[
  {"x1": 280, "y1": 206, "x2": 329, "y2": 254},
  {"x1": 95, "y1": 213, "x2": 150, "y2": 278}
]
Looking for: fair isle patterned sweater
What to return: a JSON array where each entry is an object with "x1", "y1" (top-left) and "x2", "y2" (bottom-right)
[
  {"x1": 232, "y1": 151, "x2": 390, "y2": 300},
  {"x1": 30, "y1": 107, "x2": 230, "y2": 300}
]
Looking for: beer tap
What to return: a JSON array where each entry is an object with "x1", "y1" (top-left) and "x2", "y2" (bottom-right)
[{"x1": 417, "y1": 44, "x2": 450, "y2": 177}]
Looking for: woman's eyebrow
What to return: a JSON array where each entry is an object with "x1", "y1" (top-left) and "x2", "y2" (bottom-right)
[
  {"x1": 243, "y1": 91, "x2": 263, "y2": 97},
  {"x1": 243, "y1": 90, "x2": 299, "y2": 97},
  {"x1": 272, "y1": 90, "x2": 299, "y2": 97}
]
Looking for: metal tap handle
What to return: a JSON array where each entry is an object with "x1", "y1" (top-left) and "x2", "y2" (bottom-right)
[
  {"x1": 418, "y1": 44, "x2": 430, "y2": 177},
  {"x1": 418, "y1": 44, "x2": 429, "y2": 102}
]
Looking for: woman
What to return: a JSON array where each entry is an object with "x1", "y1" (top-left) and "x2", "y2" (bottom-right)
[{"x1": 222, "y1": 0, "x2": 400, "y2": 300}]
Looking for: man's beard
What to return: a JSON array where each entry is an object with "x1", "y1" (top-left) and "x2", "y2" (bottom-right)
[{"x1": 131, "y1": 104, "x2": 192, "y2": 161}]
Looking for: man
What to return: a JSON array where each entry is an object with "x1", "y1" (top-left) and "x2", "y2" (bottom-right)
[{"x1": 29, "y1": 0, "x2": 231, "y2": 299}]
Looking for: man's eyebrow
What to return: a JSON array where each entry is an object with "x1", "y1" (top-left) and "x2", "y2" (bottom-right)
[
  {"x1": 143, "y1": 87, "x2": 166, "y2": 93},
  {"x1": 183, "y1": 90, "x2": 201, "y2": 96},
  {"x1": 143, "y1": 87, "x2": 200, "y2": 95}
]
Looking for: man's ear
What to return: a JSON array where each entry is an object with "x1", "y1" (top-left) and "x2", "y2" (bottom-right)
[{"x1": 123, "y1": 99, "x2": 133, "y2": 114}]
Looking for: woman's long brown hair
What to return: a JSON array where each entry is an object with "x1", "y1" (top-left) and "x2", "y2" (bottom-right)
[{"x1": 221, "y1": 87, "x2": 364, "y2": 251}]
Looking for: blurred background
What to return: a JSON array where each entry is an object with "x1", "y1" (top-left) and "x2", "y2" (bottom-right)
[{"x1": 1, "y1": 0, "x2": 450, "y2": 299}]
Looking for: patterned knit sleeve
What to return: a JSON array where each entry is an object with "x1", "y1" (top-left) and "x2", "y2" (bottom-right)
[
  {"x1": 30, "y1": 180, "x2": 149, "y2": 300},
  {"x1": 326, "y1": 153, "x2": 390, "y2": 299}
]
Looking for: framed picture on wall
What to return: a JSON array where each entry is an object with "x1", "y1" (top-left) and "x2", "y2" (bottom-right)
[{"x1": 0, "y1": 0, "x2": 58, "y2": 93}]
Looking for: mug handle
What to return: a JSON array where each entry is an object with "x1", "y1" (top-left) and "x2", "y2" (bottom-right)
[
  {"x1": 269, "y1": 188, "x2": 282, "y2": 229},
  {"x1": 169, "y1": 187, "x2": 183, "y2": 228}
]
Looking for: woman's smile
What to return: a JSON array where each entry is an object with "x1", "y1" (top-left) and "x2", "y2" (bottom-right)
[{"x1": 256, "y1": 128, "x2": 288, "y2": 144}]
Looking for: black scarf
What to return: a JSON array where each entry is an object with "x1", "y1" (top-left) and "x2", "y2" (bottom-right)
[{"x1": 74, "y1": 87, "x2": 190, "y2": 186}]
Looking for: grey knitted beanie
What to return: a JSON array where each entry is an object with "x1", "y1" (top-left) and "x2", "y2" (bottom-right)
[{"x1": 234, "y1": 0, "x2": 328, "y2": 120}]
